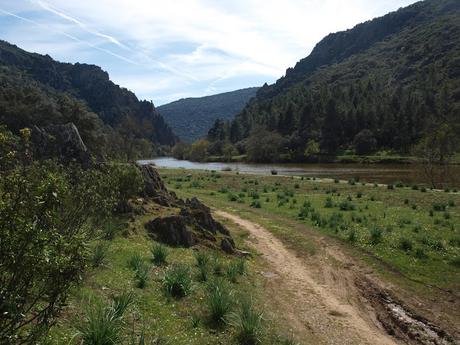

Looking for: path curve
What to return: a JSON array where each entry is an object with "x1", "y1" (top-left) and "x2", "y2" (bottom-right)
[{"x1": 216, "y1": 210, "x2": 399, "y2": 345}]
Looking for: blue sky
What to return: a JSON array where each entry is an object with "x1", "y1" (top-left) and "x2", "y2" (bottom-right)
[{"x1": 0, "y1": 0, "x2": 418, "y2": 105}]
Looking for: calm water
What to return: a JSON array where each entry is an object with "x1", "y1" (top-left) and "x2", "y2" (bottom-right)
[{"x1": 139, "y1": 157, "x2": 459, "y2": 187}]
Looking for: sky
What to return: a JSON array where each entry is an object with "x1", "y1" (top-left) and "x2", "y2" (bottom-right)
[{"x1": 0, "y1": 0, "x2": 419, "y2": 105}]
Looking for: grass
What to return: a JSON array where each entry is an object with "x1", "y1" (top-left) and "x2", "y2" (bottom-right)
[
  {"x1": 151, "y1": 243, "x2": 168, "y2": 266},
  {"x1": 78, "y1": 301, "x2": 125, "y2": 345},
  {"x1": 162, "y1": 264, "x2": 192, "y2": 298},
  {"x1": 207, "y1": 278, "x2": 234, "y2": 326},
  {"x1": 162, "y1": 168, "x2": 460, "y2": 293},
  {"x1": 228, "y1": 298, "x2": 264, "y2": 345},
  {"x1": 91, "y1": 242, "x2": 109, "y2": 268},
  {"x1": 47, "y1": 208, "x2": 296, "y2": 345}
]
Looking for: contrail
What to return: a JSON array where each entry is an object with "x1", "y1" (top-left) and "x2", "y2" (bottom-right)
[
  {"x1": 36, "y1": 0, "x2": 127, "y2": 49},
  {"x1": 0, "y1": 8, "x2": 137, "y2": 65},
  {"x1": 0, "y1": 7, "x2": 198, "y2": 81}
]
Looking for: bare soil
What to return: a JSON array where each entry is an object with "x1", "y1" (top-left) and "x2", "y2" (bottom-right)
[{"x1": 216, "y1": 210, "x2": 459, "y2": 345}]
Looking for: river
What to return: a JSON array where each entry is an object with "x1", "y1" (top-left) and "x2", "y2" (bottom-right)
[{"x1": 139, "y1": 157, "x2": 459, "y2": 188}]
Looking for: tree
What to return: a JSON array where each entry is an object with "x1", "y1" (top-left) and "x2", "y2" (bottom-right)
[
  {"x1": 413, "y1": 124, "x2": 458, "y2": 188},
  {"x1": 353, "y1": 129, "x2": 377, "y2": 155},
  {"x1": 245, "y1": 128, "x2": 282, "y2": 163},
  {"x1": 188, "y1": 139, "x2": 210, "y2": 162},
  {"x1": 171, "y1": 142, "x2": 191, "y2": 160},
  {"x1": 222, "y1": 142, "x2": 238, "y2": 162},
  {"x1": 304, "y1": 139, "x2": 320, "y2": 158}
]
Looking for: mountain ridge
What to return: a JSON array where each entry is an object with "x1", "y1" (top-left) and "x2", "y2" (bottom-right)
[
  {"x1": 158, "y1": 87, "x2": 259, "y2": 142},
  {"x1": 207, "y1": 0, "x2": 460, "y2": 162}
]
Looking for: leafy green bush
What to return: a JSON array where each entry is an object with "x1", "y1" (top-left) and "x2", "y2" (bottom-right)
[
  {"x1": 0, "y1": 131, "x2": 118, "y2": 343},
  {"x1": 163, "y1": 265, "x2": 192, "y2": 298},
  {"x1": 109, "y1": 164, "x2": 143, "y2": 212}
]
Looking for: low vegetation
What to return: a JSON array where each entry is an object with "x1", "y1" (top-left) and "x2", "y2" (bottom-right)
[{"x1": 163, "y1": 168, "x2": 460, "y2": 292}]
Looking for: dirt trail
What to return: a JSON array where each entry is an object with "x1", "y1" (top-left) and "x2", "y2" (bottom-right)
[{"x1": 216, "y1": 210, "x2": 458, "y2": 345}]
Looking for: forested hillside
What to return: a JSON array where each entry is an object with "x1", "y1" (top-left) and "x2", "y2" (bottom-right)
[
  {"x1": 207, "y1": 0, "x2": 460, "y2": 162},
  {"x1": 158, "y1": 87, "x2": 258, "y2": 142},
  {"x1": 0, "y1": 41, "x2": 176, "y2": 160}
]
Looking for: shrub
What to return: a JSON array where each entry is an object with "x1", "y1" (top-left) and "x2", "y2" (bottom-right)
[
  {"x1": 399, "y1": 238, "x2": 413, "y2": 252},
  {"x1": 151, "y1": 243, "x2": 168, "y2": 266},
  {"x1": 432, "y1": 202, "x2": 447, "y2": 212},
  {"x1": 228, "y1": 193, "x2": 238, "y2": 202},
  {"x1": 226, "y1": 262, "x2": 240, "y2": 283},
  {"x1": 92, "y1": 242, "x2": 109, "y2": 268},
  {"x1": 324, "y1": 197, "x2": 334, "y2": 208},
  {"x1": 207, "y1": 279, "x2": 233, "y2": 325},
  {"x1": 127, "y1": 253, "x2": 144, "y2": 271},
  {"x1": 134, "y1": 264, "x2": 150, "y2": 289},
  {"x1": 250, "y1": 200, "x2": 261, "y2": 208},
  {"x1": 369, "y1": 226, "x2": 383, "y2": 245},
  {"x1": 111, "y1": 291, "x2": 134, "y2": 319},
  {"x1": 0, "y1": 147, "x2": 118, "y2": 342},
  {"x1": 414, "y1": 248, "x2": 428, "y2": 260},
  {"x1": 228, "y1": 298, "x2": 263, "y2": 345},
  {"x1": 163, "y1": 265, "x2": 192, "y2": 298},
  {"x1": 213, "y1": 257, "x2": 225, "y2": 276},
  {"x1": 78, "y1": 301, "x2": 125, "y2": 345},
  {"x1": 339, "y1": 200, "x2": 355, "y2": 211},
  {"x1": 235, "y1": 260, "x2": 246, "y2": 275},
  {"x1": 387, "y1": 184, "x2": 394, "y2": 190},
  {"x1": 109, "y1": 164, "x2": 143, "y2": 212},
  {"x1": 449, "y1": 257, "x2": 460, "y2": 268},
  {"x1": 194, "y1": 251, "x2": 210, "y2": 268},
  {"x1": 347, "y1": 229, "x2": 357, "y2": 242}
]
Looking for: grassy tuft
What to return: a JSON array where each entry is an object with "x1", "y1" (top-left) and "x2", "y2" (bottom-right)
[
  {"x1": 228, "y1": 298, "x2": 264, "y2": 345},
  {"x1": 151, "y1": 243, "x2": 168, "y2": 266},
  {"x1": 163, "y1": 264, "x2": 192, "y2": 298}
]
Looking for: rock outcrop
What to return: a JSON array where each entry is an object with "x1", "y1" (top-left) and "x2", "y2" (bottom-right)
[
  {"x1": 31, "y1": 123, "x2": 91, "y2": 166},
  {"x1": 139, "y1": 164, "x2": 235, "y2": 252}
]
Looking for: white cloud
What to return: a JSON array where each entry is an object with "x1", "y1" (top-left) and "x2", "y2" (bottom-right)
[{"x1": 0, "y1": 0, "x2": 419, "y2": 104}]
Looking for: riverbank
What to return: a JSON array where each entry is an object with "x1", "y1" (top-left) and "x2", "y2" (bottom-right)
[
  {"x1": 141, "y1": 157, "x2": 460, "y2": 188},
  {"x1": 206, "y1": 153, "x2": 419, "y2": 164}
]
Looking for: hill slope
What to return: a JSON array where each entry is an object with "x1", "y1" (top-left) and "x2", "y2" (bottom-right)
[
  {"x1": 0, "y1": 40, "x2": 177, "y2": 159},
  {"x1": 208, "y1": 0, "x2": 460, "y2": 162},
  {"x1": 158, "y1": 87, "x2": 259, "y2": 142}
]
